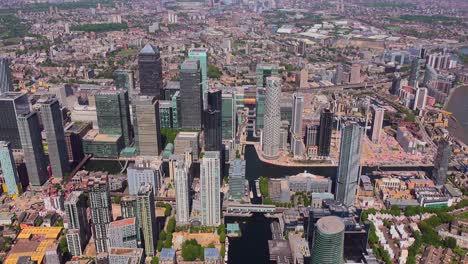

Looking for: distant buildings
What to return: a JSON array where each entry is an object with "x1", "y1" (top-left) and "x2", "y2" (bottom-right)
[
  {"x1": 256, "y1": 64, "x2": 278, "y2": 88},
  {"x1": 138, "y1": 44, "x2": 163, "y2": 98},
  {"x1": 133, "y1": 96, "x2": 162, "y2": 156},
  {"x1": 311, "y1": 216, "x2": 345, "y2": 264},
  {"x1": 0, "y1": 142, "x2": 21, "y2": 197},
  {"x1": 41, "y1": 98, "x2": 70, "y2": 178},
  {"x1": 433, "y1": 139, "x2": 451, "y2": 186},
  {"x1": 391, "y1": 73, "x2": 402, "y2": 95},
  {"x1": 17, "y1": 111, "x2": 48, "y2": 187},
  {"x1": 261, "y1": 76, "x2": 282, "y2": 160},
  {"x1": 336, "y1": 122, "x2": 362, "y2": 207},
  {"x1": 87, "y1": 174, "x2": 113, "y2": 253},
  {"x1": 180, "y1": 59, "x2": 203, "y2": 130},
  {"x1": 0, "y1": 57, "x2": 13, "y2": 94},
  {"x1": 200, "y1": 151, "x2": 221, "y2": 226}
]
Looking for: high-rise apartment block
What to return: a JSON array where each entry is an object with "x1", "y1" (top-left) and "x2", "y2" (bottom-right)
[
  {"x1": 65, "y1": 191, "x2": 90, "y2": 257},
  {"x1": 137, "y1": 183, "x2": 158, "y2": 256},
  {"x1": 200, "y1": 151, "x2": 221, "y2": 226},
  {"x1": 133, "y1": 96, "x2": 162, "y2": 156},
  {"x1": 433, "y1": 139, "x2": 451, "y2": 186},
  {"x1": 336, "y1": 122, "x2": 362, "y2": 207},
  {"x1": 175, "y1": 157, "x2": 190, "y2": 225},
  {"x1": 108, "y1": 218, "x2": 138, "y2": 248},
  {"x1": 127, "y1": 157, "x2": 163, "y2": 197},
  {"x1": 138, "y1": 44, "x2": 163, "y2": 98},
  {"x1": 180, "y1": 59, "x2": 203, "y2": 130},
  {"x1": 17, "y1": 111, "x2": 49, "y2": 187},
  {"x1": 41, "y1": 98, "x2": 70, "y2": 178},
  {"x1": 87, "y1": 174, "x2": 113, "y2": 253},
  {"x1": 261, "y1": 77, "x2": 282, "y2": 160}
]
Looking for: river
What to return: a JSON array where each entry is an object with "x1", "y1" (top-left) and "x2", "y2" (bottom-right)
[{"x1": 445, "y1": 85, "x2": 468, "y2": 145}]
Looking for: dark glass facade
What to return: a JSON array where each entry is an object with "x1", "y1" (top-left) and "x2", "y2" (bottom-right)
[
  {"x1": 318, "y1": 109, "x2": 333, "y2": 157},
  {"x1": 180, "y1": 59, "x2": 203, "y2": 130},
  {"x1": 138, "y1": 44, "x2": 163, "y2": 98},
  {"x1": 0, "y1": 92, "x2": 30, "y2": 149},
  {"x1": 204, "y1": 89, "x2": 222, "y2": 151}
]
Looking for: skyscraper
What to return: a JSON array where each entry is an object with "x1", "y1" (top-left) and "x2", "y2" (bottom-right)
[
  {"x1": 127, "y1": 157, "x2": 163, "y2": 197},
  {"x1": 65, "y1": 191, "x2": 90, "y2": 257},
  {"x1": 113, "y1": 69, "x2": 135, "y2": 97},
  {"x1": 17, "y1": 111, "x2": 48, "y2": 187},
  {"x1": 41, "y1": 98, "x2": 70, "y2": 178},
  {"x1": 200, "y1": 151, "x2": 221, "y2": 226},
  {"x1": 370, "y1": 106, "x2": 384, "y2": 144},
  {"x1": 120, "y1": 196, "x2": 140, "y2": 241},
  {"x1": 305, "y1": 124, "x2": 319, "y2": 147},
  {"x1": 133, "y1": 96, "x2": 162, "y2": 156},
  {"x1": 0, "y1": 92, "x2": 30, "y2": 149},
  {"x1": 291, "y1": 93, "x2": 304, "y2": 135},
  {"x1": 137, "y1": 183, "x2": 158, "y2": 256},
  {"x1": 409, "y1": 58, "x2": 420, "y2": 87},
  {"x1": 87, "y1": 174, "x2": 113, "y2": 253},
  {"x1": 336, "y1": 122, "x2": 362, "y2": 207},
  {"x1": 204, "y1": 89, "x2": 222, "y2": 151},
  {"x1": 95, "y1": 90, "x2": 132, "y2": 146},
  {"x1": 255, "y1": 87, "x2": 265, "y2": 131},
  {"x1": 188, "y1": 48, "x2": 208, "y2": 109},
  {"x1": 108, "y1": 218, "x2": 138, "y2": 248},
  {"x1": 0, "y1": 57, "x2": 14, "y2": 94},
  {"x1": 333, "y1": 64, "x2": 343, "y2": 85},
  {"x1": 180, "y1": 59, "x2": 203, "y2": 130},
  {"x1": 390, "y1": 73, "x2": 402, "y2": 95},
  {"x1": 413, "y1": 87, "x2": 428, "y2": 111},
  {"x1": 138, "y1": 44, "x2": 163, "y2": 98},
  {"x1": 433, "y1": 139, "x2": 451, "y2": 186},
  {"x1": 256, "y1": 64, "x2": 278, "y2": 88},
  {"x1": 318, "y1": 109, "x2": 333, "y2": 157},
  {"x1": 175, "y1": 157, "x2": 190, "y2": 225},
  {"x1": 311, "y1": 216, "x2": 345, "y2": 264},
  {"x1": 0, "y1": 141, "x2": 21, "y2": 197},
  {"x1": 221, "y1": 91, "x2": 235, "y2": 141},
  {"x1": 261, "y1": 77, "x2": 282, "y2": 160}
]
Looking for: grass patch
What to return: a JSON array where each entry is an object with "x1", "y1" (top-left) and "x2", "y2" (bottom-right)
[{"x1": 71, "y1": 22, "x2": 127, "y2": 33}]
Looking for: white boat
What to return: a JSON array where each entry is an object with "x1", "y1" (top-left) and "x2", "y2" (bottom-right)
[{"x1": 255, "y1": 180, "x2": 261, "y2": 198}]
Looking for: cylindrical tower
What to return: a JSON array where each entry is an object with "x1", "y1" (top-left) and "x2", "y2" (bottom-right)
[{"x1": 312, "y1": 216, "x2": 345, "y2": 264}]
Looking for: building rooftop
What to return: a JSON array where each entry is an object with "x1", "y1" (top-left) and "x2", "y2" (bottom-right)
[
  {"x1": 176, "y1": 131, "x2": 199, "y2": 139},
  {"x1": 204, "y1": 248, "x2": 219, "y2": 260},
  {"x1": 139, "y1": 43, "x2": 159, "y2": 55},
  {"x1": 109, "y1": 218, "x2": 136, "y2": 228},
  {"x1": 316, "y1": 216, "x2": 345, "y2": 234},
  {"x1": 65, "y1": 191, "x2": 83, "y2": 205},
  {"x1": 181, "y1": 59, "x2": 200, "y2": 70},
  {"x1": 0, "y1": 92, "x2": 25, "y2": 100},
  {"x1": 160, "y1": 248, "x2": 176, "y2": 260},
  {"x1": 165, "y1": 81, "x2": 180, "y2": 90}
]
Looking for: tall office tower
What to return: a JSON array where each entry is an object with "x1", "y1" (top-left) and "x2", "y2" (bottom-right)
[
  {"x1": 204, "y1": 89, "x2": 222, "y2": 151},
  {"x1": 171, "y1": 91, "x2": 180, "y2": 129},
  {"x1": 137, "y1": 183, "x2": 158, "y2": 256},
  {"x1": 255, "y1": 64, "x2": 279, "y2": 87},
  {"x1": 422, "y1": 65, "x2": 438, "y2": 87},
  {"x1": 255, "y1": 87, "x2": 265, "y2": 131},
  {"x1": 108, "y1": 218, "x2": 138, "y2": 248},
  {"x1": 0, "y1": 142, "x2": 21, "y2": 196},
  {"x1": 409, "y1": 58, "x2": 420, "y2": 87},
  {"x1": 370, "y1": 106, "x2": 384, "y2": 144},
  {"x1": 95, "y1": 90, "x2": 132, "y2": 146},
  {"x1": 336, "y1": 122, "x2": 362, "y2": 207},
  {"x1": 221, "y1": 92, "x2": 235, "y2": 141},
  {"x1": 311, "y1": 216, "x2": 345, "y2": 264},
  {"x1": 305, "y1": 124, "x2": 319, "y2": 147},
  {"x1": 261, "y1": 77, "x2": 282, "y2": 160},
  {"x1": 65, "y1": 191, "x2": 90, "y2": 257},
  {"x1": 87, "y1": 174, "x2": 113, "y2": 253},
  {"x1": 0, "y1": 92, "x2": 29, "y2": 149},
  {"x1": 413, "y1": 87, "x2": 428, "y2": 111},
  {"x1": 188, "y1": 48, "x2": 208, "y2": 109},
  {"x1": 200, "y1": 151, "x2": 221, "y2": 226},
  {"x1": 127, "y1": 157, "x2": 163, "y2": 197},
  {"x1": 41, "y1": 98, "x2": 70, "y2": 178},
  {"x1": 175, "y1": 158, "x2": 190, "y2": 225},
  {"x1": 113, "y1": 69, "x2": 135, "y2": 97},
  {"x1": 433, "y1": 139, "x2": 451, "y2": 186},
  {"x1": 390, "y1": 73, "x2": 402, "y2": 95},
  {"x1": 0, "y1": 57, "x2": 14, "y2": 93},
  {"x1": 180, "y1": 59, "x2": 203, "y2": 130},
  {"x1": 17, "y1": 111, "x2": 48, "y2": 187},
  {"x1": 349, "y1": 63, "x2": 361, "y2": 84},
  {"x1": 291, "y1": 93, "x2": 304, "y2": 135},
  {"x1": 291, "y1": 135, "x2": 305, "y2": 158},
  {"x1": 138, "y1": 44, "x2": 163, "y2": 98},
  {"x1": 333, "y1": 64, "x2": 343, "y2": 85},
  {"x1": 318, "y1": 109, "x2": 333, "y2": 157},
  {"x1": 133, "y1": 96, "x2": 162, "y2": 156}
]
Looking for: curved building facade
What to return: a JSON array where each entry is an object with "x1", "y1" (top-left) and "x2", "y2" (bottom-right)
[
  {"x1": 261, "y1": 76, "x2": 281, "y2": 160},
  {"x1": 312, "y1": 216, "x2": 345, "y2": 264}
]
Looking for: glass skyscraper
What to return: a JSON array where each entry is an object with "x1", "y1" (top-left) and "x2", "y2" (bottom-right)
[
  {"x1": 261, "y1": 77, "x2": 282, "y2": 160},
  {"x1": 113, "y1": 69, "x2": 135, "y2": 97},
  {"x1": 0, "y1": 141, "x2": 21, "y2": 197},
  {"x1": 180, "y1": 59, "x2": 203, "y2": 130},
  {"x1": 221, "y1": 91, "x2": 235, "y2": 141},
  {"x1": 188, "y1": 48, "x2": 208, "y2": 109},
  {"x1": 318, "y1": 109, "x2": 333, "y2": 157},
  {"x1": 132, "y1": 96, "x2": 162, "y2": 156},
  {"x1": 335, "y1": 122, "x2": 362, "y2": 207},
  {"x1": 138, "y1": 44, "x2": 163, "y2": 98},
  {"x1": 204, "y1": 89, "x2": 222, "y2": 151},
  {"x1": 311, "y1": 216, "x2": 345, "y2": 264},
  {"x1": 0, "y1": 57, "x2": 14, "y2": 94},
  {"x1": 0, "y1": 92, "x2": 30, "y2": 149},
  {"x1": 433, "y1": 139, "x2": 451, "y2": 185}
]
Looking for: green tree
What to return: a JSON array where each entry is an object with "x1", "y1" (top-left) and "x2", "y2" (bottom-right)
[
  {"x1": 59, "y1": 237, "x2": 68, "y2": 254},
  {"x1": 208, "y1": 65, "x2": 222, "y2": 79},
  {"x1": 159, "y1": 230, "x2": 167, "y2": 241},
  {"x1": 167, "y1": 217, "x2": 176, "y2": 233},
  {"x1": 444, "y1": 237, "x2": 457, "y2": 249},
  {"x1": 181, "y1": 239, "x2": 202, "y2": 261},
  {"x1": 151, "y1": 256, "x2": 159, "y2": 264},
  {"x1": 157, "y1": 240, "x2": 164, "y2": 252}
]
